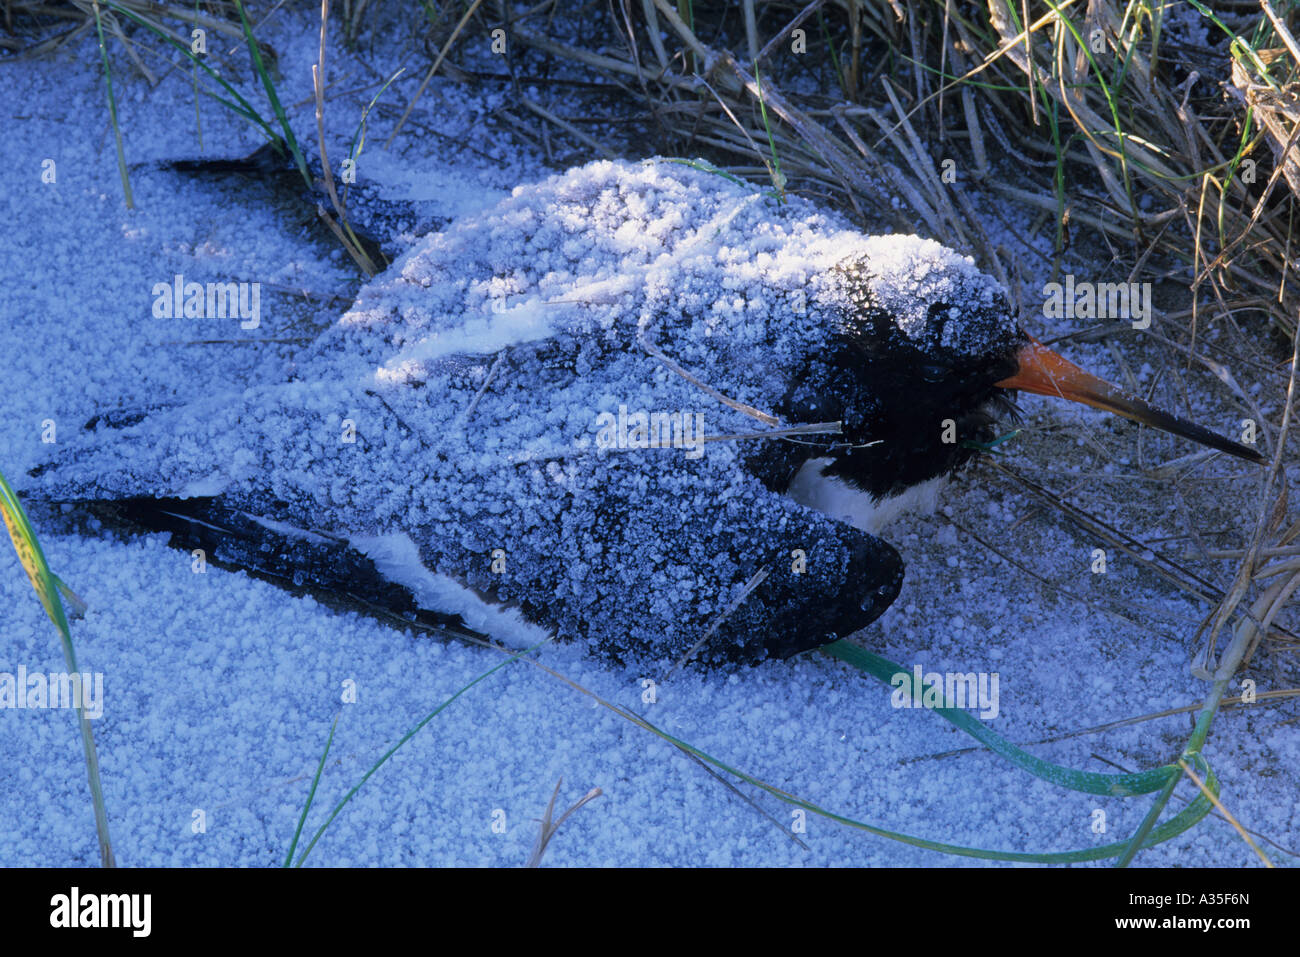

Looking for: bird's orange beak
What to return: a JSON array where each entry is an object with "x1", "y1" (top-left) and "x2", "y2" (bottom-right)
[{"x1": 995, "y1": 337, "x2": 1265, "y2": 463}]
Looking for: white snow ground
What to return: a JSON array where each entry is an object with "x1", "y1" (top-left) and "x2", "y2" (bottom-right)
[{"x1": 1, "y1": 7, "x2": 1295, "y2": 867}]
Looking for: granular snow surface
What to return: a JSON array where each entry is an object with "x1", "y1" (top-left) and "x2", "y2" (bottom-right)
[{"x1": 1, "y1": 7, "x2": 1295, "y2": 867}]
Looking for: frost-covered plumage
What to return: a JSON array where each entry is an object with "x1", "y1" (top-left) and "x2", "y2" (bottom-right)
[{"x1": 30, "y1": 159, "x2": 1024, "y2": 663}]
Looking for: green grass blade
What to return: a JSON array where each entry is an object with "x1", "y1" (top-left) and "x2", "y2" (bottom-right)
[
  {"x1": 90, "y1": 1, "x2": 133, "y2": 209},
  {"x1": 290, "y1": 639, "x2": 549, "y2": 866},
  {"x1": 284, "y1": 713, "x2": 339, "y2": 867},
  {"x1": 347, "y1": 67, "x2": 406, "y2": 168},
  {"x1": 822, "y1": 641, "x2": 1175, "y2": 795},
  {"x1": 104, "y1": 1, "x2": 283, "y2": 148},
  {"x1": 754, "y1": 66, "x2": 786, "y2": 201},
  {"x1": 233, "y1": 0, "x2": 311, "y2": 187},
  {"x1": 0, "y1": 470, "x2": 114, "y2": 867},
  {"x1": 502, "y1": 644, "x2": 1213, "y2": 863}
]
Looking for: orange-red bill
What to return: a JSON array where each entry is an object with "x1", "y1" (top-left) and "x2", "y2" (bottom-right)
[{"x1": 995, "y1": 338, "x2": 1265, "y2": 464}]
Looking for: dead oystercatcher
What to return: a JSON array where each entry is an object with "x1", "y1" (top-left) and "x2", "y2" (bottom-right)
[{"x1": 27, "y1": 159, "x2": 1263, "y2": 664}]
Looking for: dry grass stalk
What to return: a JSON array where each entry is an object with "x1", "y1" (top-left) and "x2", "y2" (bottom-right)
[{"x1": 525, "y1": 778, "x2": 602, "y2": 867}]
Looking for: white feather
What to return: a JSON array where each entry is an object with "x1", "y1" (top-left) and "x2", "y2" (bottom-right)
[{"x1": 787, "y1": 457, "x2": 943, "y2": 534}]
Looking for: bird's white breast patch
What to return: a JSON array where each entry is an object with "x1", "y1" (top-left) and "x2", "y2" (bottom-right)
[{"x1": 787, "y1": 457, "x2": 944, "y2": 534}]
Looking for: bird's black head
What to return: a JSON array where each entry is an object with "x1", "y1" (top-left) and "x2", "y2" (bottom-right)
[
  {"x1": 786, "y1": 238, "x2": 1027, "y2": 499},
  {"x1": 782, "y1": 237, "x2": 1264, "y2": 500}
]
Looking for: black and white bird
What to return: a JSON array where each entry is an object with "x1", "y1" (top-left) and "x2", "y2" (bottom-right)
[{"x1": 27, "y1": 159, "x2": 1263, "y2": 664}]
